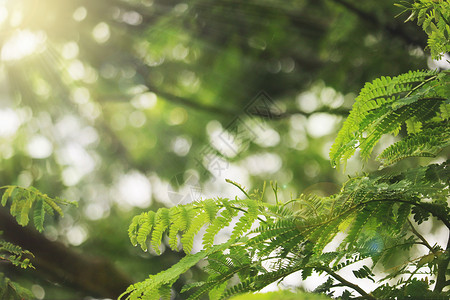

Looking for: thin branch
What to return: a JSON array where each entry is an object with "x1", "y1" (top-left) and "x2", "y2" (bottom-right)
[
  {"x1": 145, "y1": 82, "x2": 349, "y2": 119},
  {"x1": 132, "y1": 62, "x2": 349, "y2": 119},
  {"x1": 408, "y1": 219, "x2": 435, "y2": 253},
  {"x1": 319, "y1": 266, "x2": 375, "y2": 300},
  {"x1": 148, "y1": 83, "x2": 237, "y2": 116}
]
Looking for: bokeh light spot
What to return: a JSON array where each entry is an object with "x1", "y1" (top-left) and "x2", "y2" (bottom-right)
[
  {"x1": 1, "y1": 30, "x2": 46, "y2": 61},
  {"x1": 26, "y1": 135, "x2": 53, "y2": 159},
  {"x1": 73, "y1": 6, "x2": 87, "y2": 22},
  {"x1": 0, "y1": 109, "x2": 20, "y2": 137},
  {"x1": 117, "y1": 171, "x2": 152, "y2": 208},
  {"x1": 92, "y1": 22, "x2": 111, "y2": 44}
]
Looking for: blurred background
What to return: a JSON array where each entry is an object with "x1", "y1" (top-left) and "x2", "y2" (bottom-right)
[{"x1": 0, "y1": 0, "x2": 447, "y2": 299}]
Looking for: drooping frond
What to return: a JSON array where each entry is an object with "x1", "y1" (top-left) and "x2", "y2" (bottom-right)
[
  {"x1": 378, "y1": 121, "x2": 450, "y2": 165},
  {"x1": 330, "y1": 69, "x2": 449, "y2": 168},
  {"x1": 1, "y1": 186, "x2": 76, "y2": 232},
  {"x1": 0, "y1": 240, "x2": 34, "y2": 269},
  {"x1": 329, "y1": 69, "x2": 441, "y2": 167},
  {"x1": 127, "y1": 197, "x2": 268, "y2": 255}
]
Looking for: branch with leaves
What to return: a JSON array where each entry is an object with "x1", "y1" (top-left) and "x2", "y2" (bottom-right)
[
  {"x1": 121, "y1": 1, "x2": 450, "y2": 299},
  {"x1": 1, "y1": 186, "x2": 76, "y2": 232},
  {"x1": 122, "y1": 158, "x2": 449, "y2": 299},
  {"x1": 0, "y1": 186, "x2": 76, "y2": 299}
]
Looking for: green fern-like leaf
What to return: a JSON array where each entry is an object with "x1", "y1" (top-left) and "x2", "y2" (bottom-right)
[
  {"x1": 1, "y1": 186, "x2": 75, "y2": 299},
  {"x1": 128, "y1": 197, "x2": 270, "y2": 254},
  {"x1": 151, "y1": 208, "x2": 171, "y2": 254},
  {"x1": 329, "y1": 69, "x2": 445, "y2": 167},
  {"x1": 202, "y1": 201, "x2": 237, "y2": 249},
  {"x1": 0, "y1": 240, "x2": 34, "y2": 269},
  {"x1": 352, "y1": 265, "x2": 375, "y2": 282},
  {"x1": 360, "y1": 98, "x2": 442, "y2": 159},
  {"x1": 181, "y1": 212, "x2": 208, "y2": 254},
  {"x1": 230, "y1": 200, "x2": 259, "y2": 240},
  {"x1": 341, "y1": 204, "x2": 378, "y2": 251},
  {"x1": 439, "y1": 102, "x2": 450, "y2": 119},
  {"x1": 168, "y1": 206, "x2": 191, "y2": 251},
  {"x1": 399, "y1": 0, "x2": 450, "y2": 59},
  {"x1": 1, "y1": 186, "x2": 75, "y2": 232},
  {"x1": 378, "y1": 122, "x2": 450, "y2": 165},
  {"x1": 33, "y1": 197, "x2": 45, "y2": 232},
  {"x1": 119, "y1": 241, "x2": 235, "y2": 300},
  {"x1": 139, "y1": 212, "x2": 156, "y2": 251}
]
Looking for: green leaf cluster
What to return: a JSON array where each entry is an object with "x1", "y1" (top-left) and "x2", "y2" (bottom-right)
[
  {"x1": 397, "y1": 0, "x2": 450, "y2": 59},
  {"x1": 128, "y1": 196, "x2": 264, "y2": 255},
  {"x1": 0, "y1": 187, "x2": 76, "y2": 299},
  {"x1": 329, "y1": 69, "x2": 449, "y2": 168},
  {"x1": 1, "y1": 186, "x2": 76, "y2": 232},
  {"x1": 0, "y1": 239, "x2": 34, "y2": 269}
]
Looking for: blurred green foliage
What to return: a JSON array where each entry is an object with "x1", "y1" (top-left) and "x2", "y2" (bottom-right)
[
  {"x1": 0, "y1": 0, "x2": 446, "y2": 299},
  {"x1": 229, "y1": 290, "x2": 331, "y2": 300}
]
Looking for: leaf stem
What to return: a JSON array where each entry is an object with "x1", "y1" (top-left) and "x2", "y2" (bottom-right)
[
  {"x1": 404, "y1": 74, "x2": 438, "y2": 97},
  {"x1": 225, "y1": 179, "x2": 251, "y2": 199}
]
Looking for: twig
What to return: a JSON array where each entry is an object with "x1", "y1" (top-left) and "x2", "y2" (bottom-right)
[
  {"x1": 319, "y1": 266, "x2": 376, "y2": 300},
  {"x1": 408, "y1": 219, "x2": 435, "y2": 253}
]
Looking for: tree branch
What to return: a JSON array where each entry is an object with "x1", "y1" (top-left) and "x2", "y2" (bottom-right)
[
  {"x1": 153, "y1": 86, "x2": 350, "y2": 118},
  {"x1": 408, "y1": 219, "x2": 435, "y2": 253},
  {"x1": 319, "y1": 266, "x2": 375, "y2": 299},
  {"x1": 128, "y1": 59, "x2": 351, "y2": 120},
  {"x1": 0, "y1": 208, "x2": 133, "y2": 298}
]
